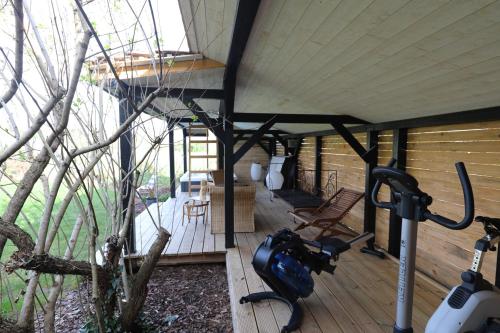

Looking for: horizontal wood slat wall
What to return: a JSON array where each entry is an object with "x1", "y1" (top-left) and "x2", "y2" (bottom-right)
[
  {"x1": 375, "y1": 131, "x2": 393, "y2": 250},
  {"x1": 406, "y1": 120, "x2": 500, "y2": 287},
  {"x1": 276, "y1": 142, "x2": 285, "y2": 155},
  {"x1": 297, "y1": 137, "x2": 316, "y2": 192},
  {"x1": 321, "y1": 133, "x2": 367, "y2": 233},
  {"x1": 234, "y1": 143, "x2": 269, "y2": 183}
]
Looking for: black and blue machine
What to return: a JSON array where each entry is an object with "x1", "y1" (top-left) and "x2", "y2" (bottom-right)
[{"x1": 240, "y1": 228, "x2": 374, "y2": 332}]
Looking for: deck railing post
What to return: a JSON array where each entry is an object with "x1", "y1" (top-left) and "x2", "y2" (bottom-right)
[
  {"x1": 388, "y1": 128, "x2": 407, "y2": 258},
  {"x1": 169, "y1": 127, "x2": 176, "y2": 199},
  {"x1": 119, "y1": 92, "x2": 135, "y2": 254}
]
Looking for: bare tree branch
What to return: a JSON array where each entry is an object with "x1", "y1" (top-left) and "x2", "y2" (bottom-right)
[{"x1": 0, "y1": 0, "x2": 23, "y2": 109}]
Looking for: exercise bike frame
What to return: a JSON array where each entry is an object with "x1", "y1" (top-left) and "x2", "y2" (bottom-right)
[{"x1": 372, "y1": 161, "x2": 474, "y2": 333}]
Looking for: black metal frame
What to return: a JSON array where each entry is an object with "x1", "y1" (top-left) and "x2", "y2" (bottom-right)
[
  {"x1": 288, "y1": 105, "x2": 500, "y2": 139},
  {"x1": 360, "y1": 130, "x2": 385, "y2": 258},
  {"x1": 119, "y1": 92, "x2": 135, "y2": 254},
  {"x1": 233, "y1": 113, "x2": 368, "y2": 124},
  {"x1": 388, "y1": 128, "x2": 407, "y2": 258},
  {"x1": 169, "y1": 127, "x2": 176, "y2": 199},
  {"x1": 182, "y1": 128, "x2": 187, "y2": 173},
  {"x1": 234, "y1": 118, "x2": 277, "y2": 163},
  {"x1": 330, "y1": 121, "x2": 377, "y2": 164}
]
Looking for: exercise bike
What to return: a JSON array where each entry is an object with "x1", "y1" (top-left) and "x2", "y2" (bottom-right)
[
  {"x1": 371, "y1": 161, "x2": 500, "y2": 332},
  {"x1": 240, "y1": 228, "x2": 374, "y2": 332}
]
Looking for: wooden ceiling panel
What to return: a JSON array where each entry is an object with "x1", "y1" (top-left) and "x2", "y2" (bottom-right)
[
  {"x1": 180, "y1": 0, "x2": 500, "y2": 132},
  {"x1": 178, "y1": 0, "x2": 236, "y2": 64}
]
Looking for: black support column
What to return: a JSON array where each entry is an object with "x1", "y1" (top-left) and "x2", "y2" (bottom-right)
[
  {"x1": 388, "y1": 128, "x2": 407, "y2": 258},
  {"x1": 182, "y1": 128, "x2": 187, "y2": 173},
  {"x1": 223, "y1": 100, "x2": 235, "y2": 248},
  {"x1": 315, "y1": 136, "x2": 322, "y2": 194},
  {"x1": 169, "y1": 128, "x2": 176, "y2": 199},
  {"x1": 361, "y1": 130, "x2": 385, "y2": 258},
  {"x1": 119, "y1": 93, "x2": 135, "y2": 254}
]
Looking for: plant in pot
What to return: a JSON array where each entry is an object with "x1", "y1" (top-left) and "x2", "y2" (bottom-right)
[{"x1": 145, "y1": 187, "x2": 157, "y2": 206}]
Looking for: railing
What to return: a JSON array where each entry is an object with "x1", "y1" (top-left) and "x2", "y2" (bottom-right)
[{"x1": 297, "y1": 169, "x2": 337, "y2": 198}]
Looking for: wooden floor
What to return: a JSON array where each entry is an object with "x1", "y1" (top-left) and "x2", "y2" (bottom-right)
[
  {"x1": 132, "y1": 189, "x2": 226, "y2": 263},
  {"x1": 133, "y1": 185, "x2": 447, "y2": 332}
]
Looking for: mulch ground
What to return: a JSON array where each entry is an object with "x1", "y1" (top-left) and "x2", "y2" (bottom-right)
[{"x1": 34, "y1": 263, "x2": 232, "y2": 332}]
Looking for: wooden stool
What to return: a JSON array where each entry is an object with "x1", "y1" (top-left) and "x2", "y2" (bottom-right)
[{"x1": 182, "y1": 199, "x2": 209, "y2": 225}]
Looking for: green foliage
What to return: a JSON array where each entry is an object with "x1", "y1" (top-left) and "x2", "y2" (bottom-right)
[
  {"x1": 0, "y1": 184, "x2": 112, "y2": 314},
  {"x1": 158, "y1": 193, "x2": 170, "y2": 202},
  {"x1": 139, "y1": 169, "x2": 170, "y2": 188}
]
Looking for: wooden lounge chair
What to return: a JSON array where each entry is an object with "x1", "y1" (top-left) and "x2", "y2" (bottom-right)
[{"x1": 289, "y1": 187, "x2": 364, "y2": 240}]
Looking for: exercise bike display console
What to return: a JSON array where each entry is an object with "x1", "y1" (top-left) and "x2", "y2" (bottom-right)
[{"x1": 240, "y1": 228, "x2": 374, "y2": 333}]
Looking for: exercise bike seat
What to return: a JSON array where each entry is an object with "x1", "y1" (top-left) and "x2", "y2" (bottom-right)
[{"x1": 475, "y1": 216, "x2": 500, "y2": 231}]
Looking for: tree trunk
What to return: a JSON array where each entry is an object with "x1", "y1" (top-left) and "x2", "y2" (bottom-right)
[{"x1": 120, "y1": 228, "x2": 170, "y2": 331}]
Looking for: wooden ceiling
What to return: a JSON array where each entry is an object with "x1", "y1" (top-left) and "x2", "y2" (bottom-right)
[{"x1": 179, "y1": 0, "x2": 500, "y2": 133}]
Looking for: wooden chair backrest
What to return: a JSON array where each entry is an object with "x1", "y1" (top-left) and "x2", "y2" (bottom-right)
[{"x1": 315, "y1": 188, "x2": 364, "y2": 220}]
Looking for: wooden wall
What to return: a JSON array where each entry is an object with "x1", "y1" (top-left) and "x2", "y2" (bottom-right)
[
  {"x1": 234, "y1": 143, "x2": 269, "y2": 183},
  {"x1": 297, "y1": 121, "x2": 500, "y2": 288},
  {"x1": 321, "y1": 133, "x2": 366, "y2": 233},
  {"x1": 374, "y1": 131, "x2": 393, "y2": 251},
  {"x1": 297, "y1": 137, "x2": 316, "y2": 192},
  {"x1": 276, "y1": 141, "x2": 285, "y2": 156},
  {"x1": 297, "y1": 137, "x2": 316, "y2": 171},
  {"x1": 406, "y1": 121, "x2": 500, "y2": 287}
]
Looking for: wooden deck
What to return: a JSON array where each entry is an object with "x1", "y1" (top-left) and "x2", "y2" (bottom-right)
[
  {"x1": 132, "y1": 189, "x2": 226, "y2": 264},
  {"x1": 132, "y1": 185, "x2": 448, "y2": 333}
]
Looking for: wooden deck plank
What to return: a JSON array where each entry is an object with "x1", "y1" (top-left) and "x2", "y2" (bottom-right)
[
  {"x1": 190, "y1": 221, "x2": 206, "y2": 254},
  {"x1": 236, "y1": 233, "x2": 281, "y2": 333},
  {"x1": 226, "y1": 246, "x2": 259, "y2": 333},
  {"x1": 203, "y1": 217, "x2": 215, "y2": 253},
  {"x1": 177, "y1": 217, "x2": 198, "y2": 255},
  {"x1": 215, "y1": 233, "x2": 226, "y2": 252}
]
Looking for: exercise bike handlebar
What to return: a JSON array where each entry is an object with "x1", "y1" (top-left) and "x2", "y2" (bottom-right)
[
  {"x1": 423, "y1": 162, "x2": 474, "y2": 230},
  {"x1": 371, "y1": 158, "x2": 398, "y2": 210},
  {"x1": 371, "y1": 161, "x2": 475, "y2": 230}
]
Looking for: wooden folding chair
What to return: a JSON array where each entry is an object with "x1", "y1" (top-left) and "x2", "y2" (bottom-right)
[{"x1": 289, "y1": 188, "x2": 364, "y2": 240}]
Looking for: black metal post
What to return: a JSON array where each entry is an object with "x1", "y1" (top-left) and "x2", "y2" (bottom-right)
[
  {"x1": 182, "y1": 128, "x2": 187, "y2": 173},
  {"x1": 497, "y1": 250, "x2": 500, "y2": 287},
  {"x1": 217, "y1": 114, "x2": 224, "y2": 170},
  {"x1": 361, "y1": 130, "x2": 385, "y2": 258},
  {"x1": 271, "y1": 139, "x2": 277, "y2": 157},
  {"x1": 388, "y1": 128, "x2": 407, "y2": 258},
  {"x1": 169, "y1": 128, "x2": 176, "y2": 199},
  {"x1": 223, "y1": 101, "x2": 235, "y2": 248},
  {"x1": 119, "y1": 93, "x2": 135, "y2": 254},
  {"x1": 315, "y1": 136, "x2": 322, "y2": 195}
]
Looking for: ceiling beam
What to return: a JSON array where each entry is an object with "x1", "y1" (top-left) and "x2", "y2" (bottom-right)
[
  {"x1": 330, "y1": 121, "x2": 376, "y2": 164},
  {"x1": 134, "y1": 86, "x2": 224, "y2": 99},
  {"x1": 286, "y1": 105, "x2": 500, "y2": 138},
  {"x1": 183, "y1": 98, "x2": 224, "y2": 140},
  {"x1": 232, "y1": 113, "x2": 369, "y2": 124},
  {"x1": 233, "y1": 129, "x2": 288, "y2": 135},
  {"x1": 234, "y1": 118, "x2": 277, "y2": 163}
]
